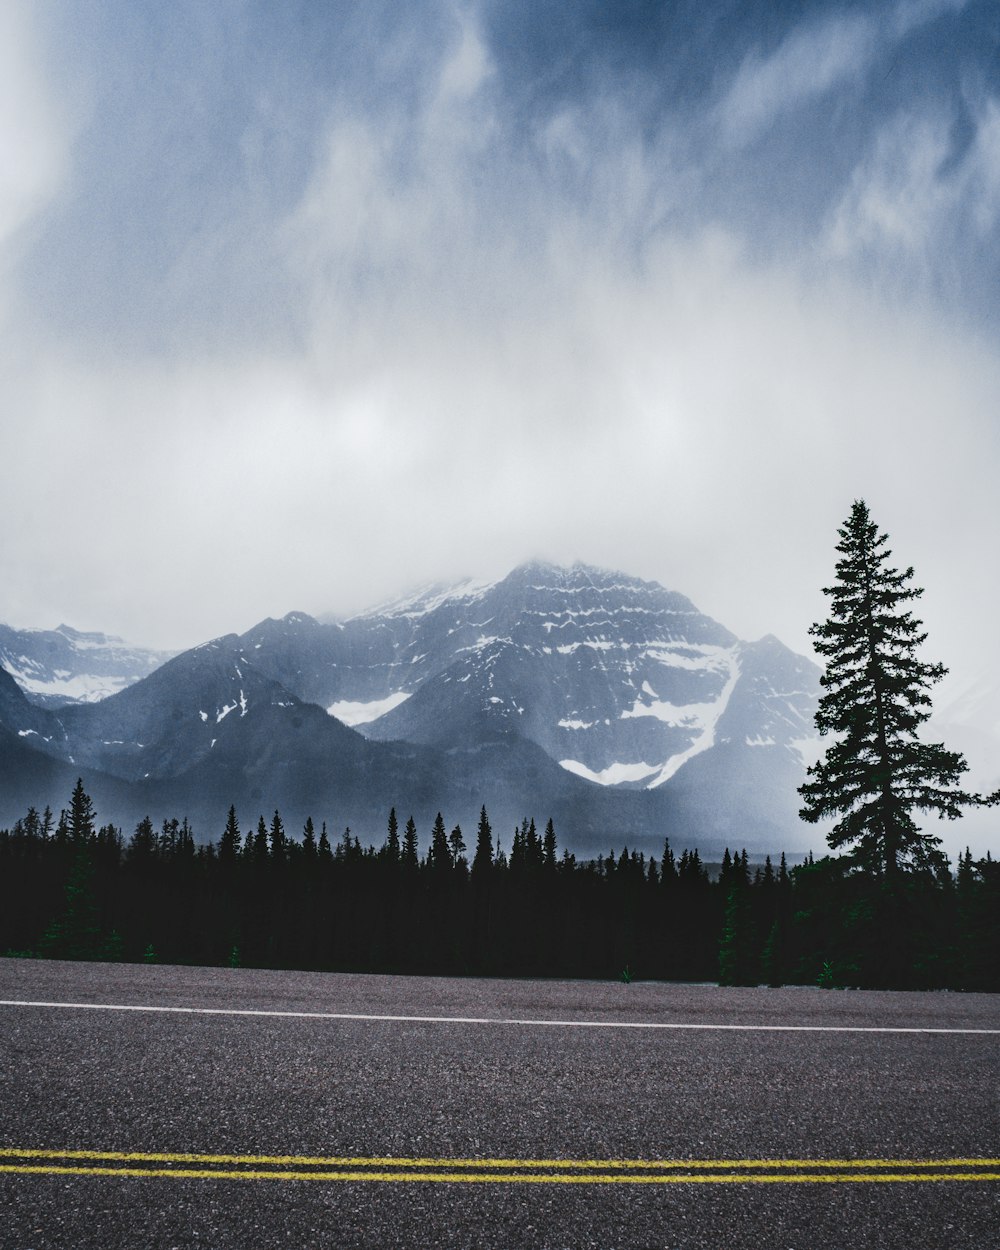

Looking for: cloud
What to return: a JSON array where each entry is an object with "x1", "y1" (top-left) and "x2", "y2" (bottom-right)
[
  {"x1": 716, "y1": 11, "x2": 876, "y2": 148},
  {"x1": 2, "y1": 0, "x2": 998, "y2": 732},
  {"x1": 0, "y1": 3, "x2": 70, "y2": 279},
  {"x1": 714, "y1": 0, "x2": 969, "y2": 149},
  {"x1": 827, "y1": 112, "x2": 956, "y2": 257},
  {"x1": 279, "y1": 13, "x2": 504, "y2": 350},
  {"x1": 825, "y1": 91, "x2": 1000, "y2": 291}
]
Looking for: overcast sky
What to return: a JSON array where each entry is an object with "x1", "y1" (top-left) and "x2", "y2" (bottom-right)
[{"x1": 4, "y1": 0, "x2": 999, "y2": 703}]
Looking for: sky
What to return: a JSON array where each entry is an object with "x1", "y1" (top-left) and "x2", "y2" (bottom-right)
[{"x1": 3, "y1": 0, "x2": 999, "y2": 711}]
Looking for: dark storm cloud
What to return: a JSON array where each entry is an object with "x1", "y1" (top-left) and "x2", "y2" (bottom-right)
[
  {"x1": 1, "y1": 0, "x2": 998, "y2": 753},
  {"x1": 16, "y1": 0, "x2": 996, "y2": 355}
]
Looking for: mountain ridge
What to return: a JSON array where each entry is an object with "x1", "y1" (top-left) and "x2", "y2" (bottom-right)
[
  {"x1": 0, "y1": 622, "x2": 175, "y2": 707},
  {"x1": 0, "y1": 562, "x2": 821, "y2": 854}
]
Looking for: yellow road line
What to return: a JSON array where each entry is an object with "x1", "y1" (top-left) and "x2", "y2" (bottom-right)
[
  {"x1": 1, "y1": 1163, "x2": 1000, "y2": 1184},
  {"x1": 2, "y1": 1148, "x2": 999, "y2": 1169},
  {"x1": 0, "y1": 1150, "x2": 999, "y2": 1184}
]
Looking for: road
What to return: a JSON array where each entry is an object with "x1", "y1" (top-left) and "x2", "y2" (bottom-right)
[{"x1": 1, "y1": 957, "x2": 999, "y2": 1248}]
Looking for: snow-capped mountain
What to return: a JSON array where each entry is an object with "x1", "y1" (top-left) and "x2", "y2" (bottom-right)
[
  {"x1": 927, "y1": 669, "x2": 1000, "y2": 853},
  {"x1": 0, "y1": 634, "x2": 631, "y2": 852},
  {"x1": 243, "y1": 561, "x2": 820, "y2": 795},
  {"x1": 0, "y1": 623, "x2": 173, "y2": 707},
  {"x1": 934, "y1": 668, "x2": 1000, "y2": 785},
  {"x1": 0, "y1": 563, "x2": 822, "y2": 854}
]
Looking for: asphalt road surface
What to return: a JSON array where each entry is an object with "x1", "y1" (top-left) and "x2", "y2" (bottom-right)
[{"x1": 1, "y1": 958, "x2": 999, "y2": 1249}]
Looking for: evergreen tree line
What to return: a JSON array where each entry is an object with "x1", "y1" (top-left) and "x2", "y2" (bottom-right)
[{"x1": 2, "y1": 781, "x2": 998, "y2": 989}]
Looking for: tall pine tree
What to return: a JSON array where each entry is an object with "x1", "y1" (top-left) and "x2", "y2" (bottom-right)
[
  {"x1": 472, "y1": 806, "x2": 493, "y2": 878},
  {"x1": 68, "y1": 778, "x2": 96, "y2": 844},
  {"x1": 799, "y1": 500, "x2": 985, "y2": 880}
]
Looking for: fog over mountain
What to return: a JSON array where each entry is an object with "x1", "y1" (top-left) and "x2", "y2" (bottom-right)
[
  {"x1": 2, "y1": 0, "x2": 998, "y2": 715},
  {"x1": 0, "y1": 563, "x2": 823, "y2": 857},
  {"x1": 0, "y1": 624, "x2": 174, "y2": 707},
  {"x1": 3, "y1": 560, "x2": 995, "y2": 859}
]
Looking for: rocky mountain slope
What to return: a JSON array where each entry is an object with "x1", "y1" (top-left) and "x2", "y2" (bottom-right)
[
  {"x1": 243, "y1": 562, "x2": 820, "y2": 796},
  {"x1": 0, "y1": 563, "x2": 822, "y2": 855},
  {"x1": 0, "y1": 623, "x2": 174, "y2": 707}
]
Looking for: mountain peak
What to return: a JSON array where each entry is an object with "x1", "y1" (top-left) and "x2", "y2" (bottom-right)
[
  {"x1": 281, "y1": 611, "x2": 319, "y2": 628},
  {"x1": 53, "y1": 624, "x2": 114, "y2": 644},
  {"x1": 353, "y1": 575, "x2": 496, "y2": 622},
  {"x1": 0, "y1": 622, "x2": 175, "y2": 708},
  {"x1": 1, "y1": 562, "x2": 825, "y2": 854}
]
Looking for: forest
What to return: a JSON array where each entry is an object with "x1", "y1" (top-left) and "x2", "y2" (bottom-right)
[
  {"x1": 4, "y1": 503, "x2": 999, "y2": 991},
  {"x1": 2, "y1": 781, "x2": 998, "y2": 992}
]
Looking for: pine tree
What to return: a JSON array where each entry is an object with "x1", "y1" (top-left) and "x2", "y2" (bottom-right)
[
  {"x1": 38, "y1": 841, "x2": 101, "y2": 960},
  {"x1": 660, "y1": 838, "x2": 677, "y2": 886},
  {"x1": 469, "y1": 805, "x2": 494, "y2": 972},
  {"x1": 472, "y1": 806, "x2": 493, "y2": 878},
  {"x1": 127, "y1": 816, "x2": 156, "y2": 864},
  {"x1": 68, "y1": 779, "x2": 96, "y2": 844},
  {"x1": 718, "y1": 875, "x2": 755, "y2": 987},
  {"x1": 159, "y1": 817, "x2": 179, "y2": 856},
  {"x1": 799, "y1": 500, "x2": 986, "y2": 880},
  {"x1": 269, "y1": 810, "x2": 286, "y2": 861},
  {"x1": 336, "y1": 826, "x2": 358, "y2": 863},
  {"x1": 448, "y1": 824, "x2": 467, "y2": 871},
  {"x1": 302, "y1": 816, "x2": 317, "y2": 861},
  {"x1": 401, "y1": 817, "x2": 419, "y2": 871},
  {"x1": 526, "y1": 818, "x2": 541, "y2": 868},
  {"x1": 253, "y1": 816, "x2": 269, "y2": 862},
  {"x1": 428, "y1": 813, "x2": 450, "y2": 872},
  {"x1": 385, "y1": 808, "x2": 400, "y2": 865},
  {"x1": 219, "y1": 807, "x2": 241, "y2": 863},
  {"x1": 542, "y1": 818, "x2": 557, "y2": 872},
  {"x1": 509, "y1": 821, "x2": 526, "y2": 873}
]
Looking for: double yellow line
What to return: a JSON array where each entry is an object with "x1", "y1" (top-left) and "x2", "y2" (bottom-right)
[{"x1": 1, "y1": 1148, "x2": 999, "y2": 1184}]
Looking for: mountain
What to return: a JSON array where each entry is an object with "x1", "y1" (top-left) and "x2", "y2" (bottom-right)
[
  {"x1": 927, "y1": 668, "x2": 1000, "y2": 855},
  {"x1": 0, "y1": 631, "x2": 670, "y2": 854},
  {"x1": 0, "y1": 563, "x2": 822, "y2": 856},
  {"x1": 242, "y1": 561, "x2": 819, "y2": 794},
  {"x1": 0, "y1": 623, "x2": 173, "y2": 707},
  {"x1": 934, "y1": 669, "x2": 1000, "y2": 788}
]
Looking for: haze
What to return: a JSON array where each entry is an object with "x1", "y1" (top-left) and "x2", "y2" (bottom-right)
[{"x1": 3, "y1": 0, "x2": 998, "y2": 712}]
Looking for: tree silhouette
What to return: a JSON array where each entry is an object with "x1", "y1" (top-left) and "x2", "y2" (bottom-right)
[
  {"x1": 471, "y1": 806, "x2": 493, "y2": 878},
  {"x1": 800, "y1": 500, "x2": 986, "y2": 880},
  {"x1": 68, "y1": 778, "x2": 96, "y2": 844},
  {"x1": 301, "y1": 816, "x2": 317, "y2": 861},
  {"x1": 4, "y1": 770, "x2": 997, "y2": 989},
  {"x1": 448, "y1": 824, "x2": 467, "y2": 874},
  {"x1": 428, "y1": 812, "x2": 450, "y2": 872},
  {"x1": 384, "y1": 808, "x2": 400, "y2": 866},
  {"x1": 219, "y1": 807, "x2": 241, "y2": 863}
]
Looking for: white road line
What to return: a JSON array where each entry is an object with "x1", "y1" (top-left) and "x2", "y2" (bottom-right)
[{"x1": 0, "y1": 999, "x2": 998, "y2": 1035}]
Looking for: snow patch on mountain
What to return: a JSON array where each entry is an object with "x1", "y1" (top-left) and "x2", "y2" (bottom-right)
[
  {"x1": 553, "y1": 645, "x2": 745, "y2": 788},
  {"x1": 554, "y1": 640, "x2": 615, "y2": 655},
  {"x1": 647, "y1": 651, "x2": 742, "y2": 786},
  {"x1": 329, "y1": 691, "x2": 411, "y2": 726},
  {"x1": 788, "y1": 735, "x2": 823, "y2": 768},
  {"x1": 0, "y1": 623, "x2": 173, "y2": 706},
  {"x1": 358, "y1": 576, "x2": 496, "y2": 621},
  {"x1": 559, "y1": 758, "x2": 661, "y2": 786},
  {"x1": 2, "y1": 664, "x2": 135, "y2": 703},
  {"x1": 644, "y1": 642, "x2": 730, "y2": 669}
]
